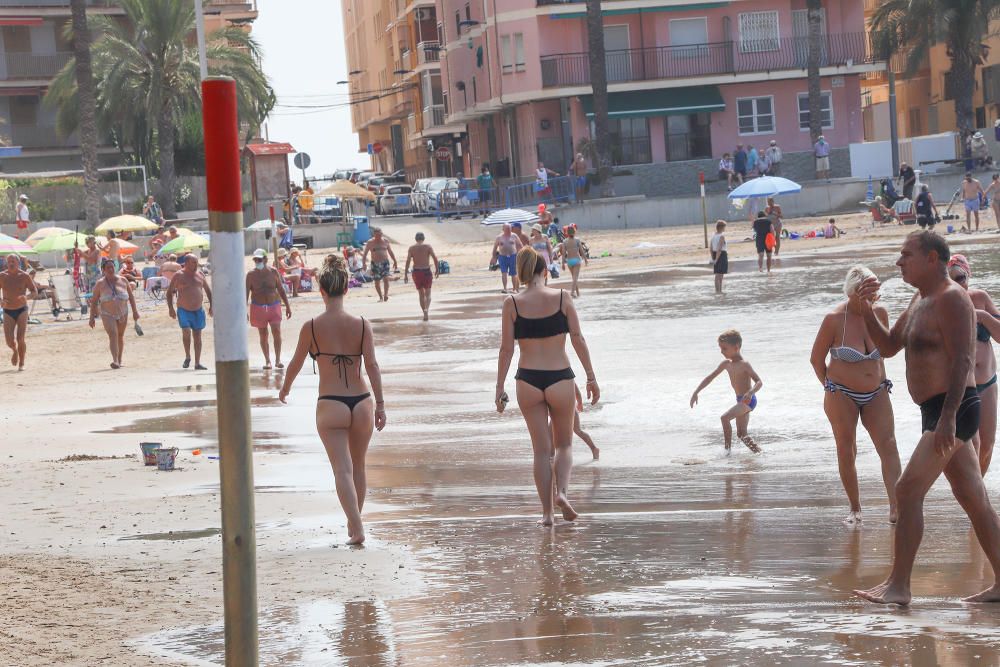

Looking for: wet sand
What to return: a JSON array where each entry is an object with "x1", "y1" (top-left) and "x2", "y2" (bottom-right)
[{"x1": 3, "y1": 216, "x2": 1000, "y2": 664}]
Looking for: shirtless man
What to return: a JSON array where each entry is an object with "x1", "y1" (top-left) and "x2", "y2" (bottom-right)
[
  {"x1": 491, "y1": 223, "x2": 523, "y2": 293},
  {"x1": 961, "y1": 172, "x2": 985, "y2": 232},
  {"x1": 362, "y1": 227, "x2": 397, "y2": 302},
  {"x1": 246, "y1": 249, "x2": 291, "y2": 370},
  {"x1": 106, "y1": 230, "x2": 122, "y2": 269},
  {"x1": 81, "y1": 236, "x2": 101, "y2": 291},
  {"x1": 854, "y1": 231, "x2": 1000, "y2": 606},
  {"x1": 167, "y1": 255, "x2": 213, "y2": 370},
  {"x1": 404, "y1": 232, "x2": 440, "y2": 321},
  {"x1": 511, "y1": 222, "x2": 530, "y2": 252},
  {"x1": 0, "y1": 255, "x2": 37, "y2": 370}
]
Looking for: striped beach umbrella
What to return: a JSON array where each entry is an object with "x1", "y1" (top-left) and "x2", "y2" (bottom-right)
[
  {"x1": 481, "y1": 208, "x2": 541, "y2": 226},
  {"x1": 0, "y1": 233, "x2": 37, "y2": 255}
]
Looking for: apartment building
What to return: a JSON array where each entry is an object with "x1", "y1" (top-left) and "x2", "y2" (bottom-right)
[
  {"x1": 438, "y1": 0, "x2": 881, "y2": 189},
  {"x1": 0, "y1": 0, "x2": 258, "y2": 173}
]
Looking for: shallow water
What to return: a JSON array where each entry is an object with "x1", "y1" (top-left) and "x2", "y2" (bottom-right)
[{"x1": 130, "y1": 239, "x2": 1000, "y2": 665}]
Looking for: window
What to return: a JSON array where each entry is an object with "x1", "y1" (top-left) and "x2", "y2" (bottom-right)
[
  {"x1": 739, "y1": 11, "x2": 779, "y2": 53},
  {"x1": 665, "y1": 113, "x2": 712, "y2": 162},
  {"x1": 465, "y1": 2, "x2": 471, "y2": 21},
  {"x1": 908, "y1": 108, "x2": 923, "y2": 136},
  {"x1": 669, "y1": 18, "x2": 708, "y2": 58},
  {"x1": 513, "y1": 33, "x2": 525, "y2": 72},
  {"x1": 472, "y1": 76, "x2": 477, "y2": 102},
  {"x1": 599, "y1": 118, "x2": 651, "y2": 165},
  {"x1": 500, "y1": 35, "x2": 512, "y2": 73},
  {"x1": 796, "y1": 91, "x2": 833, "y2": 130},
  {"x1": 737, "y1": 96, "x2": 775, "y2": 135},
  {"x1": 501, "y1": 33, "x2": 524, "y2": 74},
  {"x1": 9, "y1": 96, "x2": 38, "y2": 125},
  {"x1": 455, "y1": 11, "x2": 461, "y2": 35},
  {"x1": 1, "y1": 26, "x2": 30, "y2": 53}
]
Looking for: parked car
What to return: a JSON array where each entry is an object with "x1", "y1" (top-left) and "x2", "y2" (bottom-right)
[
  {"x1": 412, "y1": 178, "x2": 434, "y2": 213},
  {"x1": 332, "y1": 169, "x2": 354, "y2": 181},
  {"x1": 425, "y1": 178, "x2": 461, "y2": 213},
  {"x1": 377, "y1": 185, "x2": 415, "y2": 215},
  {"x1": 368, "y1": 173, "x2": 407, "y2": 195},
  {"x1": 356, "y1": 172, "x2": 384, "y2": 190},
  {"x1": 312, "y1": 195, "x2": 342, "y2": 222}
]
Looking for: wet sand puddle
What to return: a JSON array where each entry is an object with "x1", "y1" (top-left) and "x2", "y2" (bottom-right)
[{"x1": 131, "y1": 243, "x2": 1000, "y2": 665}]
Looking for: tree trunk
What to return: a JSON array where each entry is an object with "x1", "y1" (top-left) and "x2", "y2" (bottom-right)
[
  {"x1": 585, "y1": 0, "x2": 614, "y2": 197},
  {"x1": 157, "y1": 105, "x2": 177, "y2": 219},
  {"x1": 806, "y1": 0, "x2": 824, "y2": 144},
  {"x1": 951, "y1": 57, "x2": 977, "y2": 137},
  {"x1": 69, "y1": 0, "x2": 101, "y2": 228}
]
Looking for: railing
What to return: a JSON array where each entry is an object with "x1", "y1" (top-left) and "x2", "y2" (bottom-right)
[
  {"x1": 5, "y1": 124, "x2": 78, "y2": 149},
  {"x1": 418, "y1": 41, "x2": 441, "y2": 65},
  {"x1": 423, "y1": 104, "x2": 446, "y2": 127},
  {"x1": 0, "y1": 0, "x2": 118, "y2": 5},
  {"x1": 541, "y1": 33, "x2": 876, "y2": 88},
  {"x1": 1, "y1": 52, "x2": 71, "y2": 79}
]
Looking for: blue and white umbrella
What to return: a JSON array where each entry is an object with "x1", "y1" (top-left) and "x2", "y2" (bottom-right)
[
  {"x1": 481, "y1": 208, "x2": 540, "y2": 226},
  {"x1": 727, "y1": 176, "x2": 802, "y2": 199}
]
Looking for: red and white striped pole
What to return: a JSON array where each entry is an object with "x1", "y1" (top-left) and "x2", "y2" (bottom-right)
[{"x1": 202, "y1": 76, "x2": 259, "y2": 666}]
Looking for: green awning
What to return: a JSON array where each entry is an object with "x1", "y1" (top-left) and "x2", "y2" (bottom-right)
[{"x1": 580, "y1": 87, "x2": 725, "y2": 119}]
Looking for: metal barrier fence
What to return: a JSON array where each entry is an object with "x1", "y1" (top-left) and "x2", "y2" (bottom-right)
[{"x1": 503, "y1": 175, "x2": 577, "y2": 210}]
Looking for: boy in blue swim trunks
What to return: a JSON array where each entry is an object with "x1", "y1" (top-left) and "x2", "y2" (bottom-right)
[
  {"x1": 690, "y1": 329, "x2": 763, "y2": 453},
  {"x1": 167, "y1": 255, "x2": 213, "y2": 369}
]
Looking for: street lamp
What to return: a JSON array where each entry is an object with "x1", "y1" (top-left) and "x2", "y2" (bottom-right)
[{"x1": 194, "y1": 0, "x2": 208, "y2": 80}]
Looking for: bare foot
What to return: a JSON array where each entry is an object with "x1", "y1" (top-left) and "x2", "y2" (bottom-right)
[
  {"x1": 263, "y1": 363, "x2": 272, "y2": 370},
  {"x1": 10, "y1": 349, "x2": 17, "y2": 367},
  {"x1": 422, "y1": 312, "x2": 429, "y2": 322},
  {"x1": 275, "y1": 362, "x2": 284, "y2": 369},
  {"x1": 889, "y1": 506, "x2": 898, "y2": 525},
  {"x1": 592, "y1": 447, "x2": 600, "y2": 461},
  {"x1": 854, "y1": 581, "x2": 911, "y2": 606},
  {"x1": 964, "y1": 585, "x2": 1000, "y2": 603},
  {"x1": 346, "y1": 532, "x2": 365, "y2": 546},
  {"x1": 537, "y1": 514, "x2": 554, "y2": 527},
  {"x1": 554, "y1": 493, "x2": 578, "y2": 522},
  {"x1": 110, "y1": 362, "x2": 120, "y2": 370},
  {"x1": 844, "y1": 511, "x2": 863, "y2": 525}
]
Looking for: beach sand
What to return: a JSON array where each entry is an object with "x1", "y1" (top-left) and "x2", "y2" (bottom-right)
[{"x1": 3, "y1": 211, "x2": 1000, "y2": 665}]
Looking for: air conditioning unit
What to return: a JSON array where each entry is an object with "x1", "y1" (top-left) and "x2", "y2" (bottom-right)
[{"x1": 415, "y1": 8, "x2": 430, "y2": 21}]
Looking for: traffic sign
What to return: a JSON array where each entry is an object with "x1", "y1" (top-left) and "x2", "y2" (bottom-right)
[
  {"x1": 367, "y1": 143, "x2": 374, "y2": 155},
  {"x1": 372, "y1": 141, "x2": 384, "y2": 154},
  {"x1": 293, "y1": 152, "x2": 311, "y2": 170},
  {"x1": 435, "y1": 146, "x2": 452, "y2": 162}
]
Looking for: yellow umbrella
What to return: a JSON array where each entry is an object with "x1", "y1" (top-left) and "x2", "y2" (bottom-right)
[
  {"x1": 25, "y1": 226, "x2": 74, "y2": 246},
  {"x1": 317, "y1": 179, "x2": 376, "y2": 201},
  {"x1": 95, "y1": 215, "x2": 159, "y2": 233},
  {"x1": 171, "y1": 226, "x2": 197, "y2": 236}
]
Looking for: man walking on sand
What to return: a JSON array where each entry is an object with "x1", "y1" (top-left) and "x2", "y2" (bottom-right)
[
  {"x1": 492, "y1": 223, "x2": 523, "y2": 294},
  {"x1": 854, "y1": 231, "x2": 1000, "y2": 606},
  {"x1": 246, "y1": 249, "x2": 291, "y2": 370},
  {"x1": 167, "y1": 255, "x2": 213, "y2": 370},
  {"x1": 362, "y1": 227, "x2": 398, "y2": 302},
  {"x1": 962, "y1": 172, "x2": 985, "y2": 232},
  {"x1": 404, "y1": 232, "x2": 440, "y2": 321},
  {"x1": 0, "y1": 254, "x2": 37, "y2": 370}
]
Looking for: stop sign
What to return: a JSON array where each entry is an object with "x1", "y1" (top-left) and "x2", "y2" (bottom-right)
[
  {"x1": 435, "y1": 146, "x2": 452, "y2": 161},
  {"x1": 372, "y1": 141, "x2": 384, "y2": 154}
]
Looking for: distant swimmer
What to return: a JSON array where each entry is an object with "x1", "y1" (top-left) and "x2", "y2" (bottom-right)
[
  {"x1": 496, "y1": 247, "x2": 600, "y2": 526},
  {"x1": 404, "y1": 232, "x2": 439, "y2": 321},
  {"x1": 854, "y1": 231, "x2": 1000, "y2": 605},
  {"x1": 690, "y1": 329, "x2": 763, "y2": 453},
  {"x1": 0, "y1": 254, "x2": 37, "y2": 370},
  {"x1": 810, "y1": 265, "x2": 901, "y2": 525},
  {"x1": 279, "y1": 255, "x2": 386, "y2": 546}
]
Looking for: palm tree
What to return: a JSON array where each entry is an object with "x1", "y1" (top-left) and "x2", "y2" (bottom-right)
[
  {"x1": 69, "y1": 0, "x2": 101, "y2": 228},
  {"x1": 45, "y1": 0, "x2": 274, "y2": 217},
  {"x1": 870, "y1": 0, "x2": 1000, "y2": 136},
  {"x1": 585, "y1": 0, "x2": 614, "y2": 197},
  {"x1": 805, "y1": 0, "x2": 824, "y2": 144}
]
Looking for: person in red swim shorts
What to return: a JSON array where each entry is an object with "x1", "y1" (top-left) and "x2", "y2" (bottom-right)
[{"x1": 404, "y1": 232, "x2": 440, "y2": 322}]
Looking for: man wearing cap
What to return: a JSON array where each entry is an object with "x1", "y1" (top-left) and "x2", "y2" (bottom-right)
[
  {"x1": 15, "y1": 195, "x2": 30, "y2": 239},
  {"x1": 246, "y1": 249, "x2": 291, "y2": 370},
  {"x1": 814, "y1": 134, "x2": 831, "y2": 180},
  {"x1": 362, "y1": 227, "x2": 398, "y2": 302},
  {"x1": 765, "y1": 140, "x2": 782, "y2": 176}
]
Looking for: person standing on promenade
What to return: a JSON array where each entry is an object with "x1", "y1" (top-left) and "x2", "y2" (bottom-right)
[
  {"x1": 709, "y1": 220, "x2": 728, "y2": 294},
  {"x1": 246, "y1": 249, "x2": 291, "y2": 371},
  {"x1": 764, "y1": 197, "x2": 783, "y2": 256},
  {"x1": 404, "y1": 232, "x2": 439, "y2": 321},
  {"x1": 14, "y1": 195, "x2": 30, "y2": 240},
  {"x1": 962, "y1": 172, "x2": 985, "y2": 232},
  {"x1": 810, "y1": 265, "x2": 901, "y2": 525},
  {"x1": 898, "y1": 162, "x2": 916, "y2": 200},
  {"x1": 570, "y1": 153, "x2": 589, "y2": 200},
  {"x1": 279, "y1": 254, "x2": 386, "y2": 546},
  {"x1": 0, "y1": 254, "x2": 36, "y2": 370},
  {"x1": 491, "y1": 223, "x2": 523, "y2": 294},
  {"x1": 765, "y1": 140, "x2": 782, "y2": 176},
  {"x1": 752, "y1": 211, "x2": 774, "y2": 274},
  {"x1": 854, "y1": 231, "x2": 1000, "y2": 605},
  {"x1": 733, "y1": 144, "x2": 747, "y2": 184},
  {"x1": 814, "y1": 135, "x2": 831, "y2": 180},
  {"x1": 947, "y1": 254, "x2": 1000, "y2": 475},
  {"x1": 88, "y1": 259, "x2": 139, "y2": 370},
  {"x1": 495, "y1": 247, "x2": 600, "y2": 526},
  {"x1": 362, "y1": 227, "x2": 398, "y2": 303},
  {"x1": 558, "y1": 225, "x2": 587, "y2": 298},
  {"x1": 167, "y1": 255, "x2": 212, "y2": 370}
]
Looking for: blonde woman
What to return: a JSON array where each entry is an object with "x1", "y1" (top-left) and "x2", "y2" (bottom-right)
[
  {"x1": 280, "y1": 255, "x2": 386, "y2": 545},
  {"x1": 496, "y1": 247, "x2": 600, "y2": 526},
  {"x1": 88, "y1": 259, "x2": 139, "y2": 369}
]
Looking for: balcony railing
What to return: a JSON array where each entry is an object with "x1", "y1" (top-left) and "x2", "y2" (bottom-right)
[
  {"x1": 541, "y1": 33, "x2": 876, "y2": 88},
  {"x1": 1, "y1": 52, "x2": 71, "y2": 80},
  {"x1": 5, "y1": 124, "x2": 78, "y2": 149},
  {"x1": 418, "y1": 41, "x2": 441, "y2": 65},
  {"x1": 0, "y1": 0, "x2": 119, "y2": 6},
  {"x1": 423, "y1": 104, "x2": 446, "y2": 127}
]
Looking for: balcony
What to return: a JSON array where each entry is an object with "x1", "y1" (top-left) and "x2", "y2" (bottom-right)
[
  {"x1": 0, "y1": 52, "x2": 71, "y2": 81},
  {"x1": 540, "y1": 33, "x2": 876, "y2": 88},
  {"x1": 4, "y1": 124, "x2": 78, "y2": 149},
  {"x1": 423, "y1": 104, "x2": 446, "y2": 128},
  {"x1": 417, "y1": 41, "x2": 441, "y2": 65},
  {"x1": 0, "y1": 0, "x2": 118, "y2": 6}
]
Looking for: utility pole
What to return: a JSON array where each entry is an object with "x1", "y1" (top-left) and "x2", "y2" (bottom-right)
[{"x1": 195, "y1": 0, "x2": 208, "y2": 80}]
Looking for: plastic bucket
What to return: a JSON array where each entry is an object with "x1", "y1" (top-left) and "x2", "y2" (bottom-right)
[
  {"x1": 155, "y1": 447, "x2": 179, "y2": 471},
  {"x1": 140, "y1": 442, "x2": 162, "y2": 466}
]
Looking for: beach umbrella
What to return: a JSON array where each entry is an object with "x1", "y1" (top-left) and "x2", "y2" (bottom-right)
[
  {"x1": 0, "y1": 233, "x2": 37, "y2": 255},
  {"x1": 727, "y1": 176, "x2": 802, "y2": 199},
  {"x1": 25, "y1": 226, "x2": 74, "y2": 246},
  {"x1": 317, "y1": 179, "x2": 375, "y2": 201},
  {"x1": 481, "y1": 208, "x2": 540, "y2": 226},
  {"x1": 159, "y1": 233, "x2": 210, "y2": 255},
  {"x1": 95, "y1": 214, "x2": 159, "y2": 233},
  {"x1": 105, "y1": 239, "x2": 139, "y2": 256},
  {"x1": 31, "y1": 232, "x2": 92, "y2": 254},
  {"x1": 171, "y1": 226, "x2": 197, "y2": 236},
  {"x1": 246, "y1": 219, "x2": 278, "y2": 231}
]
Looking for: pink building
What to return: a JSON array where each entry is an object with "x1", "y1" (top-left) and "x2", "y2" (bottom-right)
[{"x1": 435, "y1": 0, "x2": 881, "y2": 190}]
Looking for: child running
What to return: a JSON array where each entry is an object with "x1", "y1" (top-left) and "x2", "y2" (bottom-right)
[{"x1": 690, "y1": 329, "x2": 763, "y2": 453}]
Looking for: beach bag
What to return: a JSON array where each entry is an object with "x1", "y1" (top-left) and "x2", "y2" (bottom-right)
[
  {"x1": 548, "y1": 263, "x2": 560, "y2": 278},
  {"x1": 764, "y1": 233, "x2": 776, "y2": 251},
  {"x1": 438, "y1": 260, "x2": 450, "y2": 274},
  {"x1": 300, "y1": 274, "x2": 313, "y2": 292}
]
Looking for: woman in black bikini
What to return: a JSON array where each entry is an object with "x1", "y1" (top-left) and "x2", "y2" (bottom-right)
[
  {"x1": 810, "y1": 265, "x2": 901, "y2": 525},
  {"x1": 280, "y1": 254, "x2": 386, "y2": 545},
  {"x1": 495, "y1": 247, "x2": 600, "y2": 526}
]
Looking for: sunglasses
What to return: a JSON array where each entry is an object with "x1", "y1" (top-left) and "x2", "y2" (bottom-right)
[{"x1": 952, "y1": 273, "x2": 968, "y2": 283}]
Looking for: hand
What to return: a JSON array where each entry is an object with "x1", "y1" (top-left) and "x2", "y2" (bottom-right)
[
  {"x1": 690, "y1": 392, "x2": 698, "y2": 408},
  {"x1": 856, "y1": 276, "x2": 881, "y2": 304},
  {"x1": 285, "y1": 306, "x2": 292, "y2": 319},
  {"x1": 934, "y1": 416, "x2": 958, "y2": 457},
  {"x1": 375, "y1": 405, "x2": 387, "y2": 431},
  {"x1": 404, "y1": 274, "x2": 409, "y2": 284},
  {"x1": 168, "y1": 309, "x2": 177, "y2": 320},
  {"x1": 495, "y1": 389, "x2": 508, "y2": 414},
  {"x1": 132, "y1": 311, "x2": 140, "y2": 321},
  {"x1": 278, "y1": 388, "x2": 288, "y2": 404},
  {"x1": 742, "y1": 393, "x2": 754, "y2": 406},
  {"x1": 88, "y1": 317, "x2": 96, "y2": 330},
  {"x1": 586, "y1": 379, "x2": 600, "y2": 405}
]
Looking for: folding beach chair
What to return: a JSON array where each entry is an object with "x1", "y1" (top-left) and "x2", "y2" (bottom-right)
[{"x1": 49, "y1": 273, "x2": 86, "y2": 320}]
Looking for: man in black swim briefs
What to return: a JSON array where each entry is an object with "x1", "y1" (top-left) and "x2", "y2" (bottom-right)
[
  {"x1": 0, "y1": 254, "x2": 37, "y2": 371},
  {"x1": 853, "y1": 231, "x2": 1000, "y2": 606}
]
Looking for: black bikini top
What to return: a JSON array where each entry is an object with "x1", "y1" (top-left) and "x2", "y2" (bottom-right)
[
  {"x1": 513, "y1": 291, "x2": 570, "y2": 340},
  {"x1": 309, "y1": 317, "x2": 365, "y2": 386}
]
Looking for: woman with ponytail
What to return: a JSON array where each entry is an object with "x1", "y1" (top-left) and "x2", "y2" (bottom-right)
[
  {"x1": 280, "y1": 254, "x2": 386, "y2": 545},
  {"x1": 495, "y1": 247, "x2": 600, "y2": 526}
]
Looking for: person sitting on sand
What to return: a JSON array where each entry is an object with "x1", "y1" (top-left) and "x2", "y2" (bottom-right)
[
  {"x1": 826, "y1": 218, "x2": 846, "y2": 239},
  {"x1": 119, "y1": 256, "x2": 141, "y2": 289},
  {"x1": 690, "y1": 329, "x2": 763, "y2": 453},
  {"x1": 277, "y1": 248, "x2": 301, "y2": 297},
  {"x1": 810, "y1": 265, "x2": 901, "y2": 525},
  {"x1": 871, "y1": 196, "x2": 898, "y2": 226},
  {"x1": 279, "y1": 254, "x2": 387, "y2": 545},
  {"x1": 495, "y1": 247, "x2": 600, "y2": 526}
]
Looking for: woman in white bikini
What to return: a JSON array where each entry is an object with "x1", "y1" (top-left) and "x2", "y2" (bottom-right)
[{"x1": 88, "y1": 259, "x2": 139, "y2": 369}]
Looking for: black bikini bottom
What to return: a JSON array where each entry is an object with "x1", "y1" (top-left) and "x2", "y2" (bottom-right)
[
  {"x1": 515, "y1": 367, "x2": 575, "y2": 392},
  {"x1": 920, "y1": 387, "x2": 981, "y2": 442},
  {"x1": 318, "y1": 393, "x2": 371, "y2": 411},
  {"x1": 2, "y1": 306, "x2": 26, "y2": 321}
]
